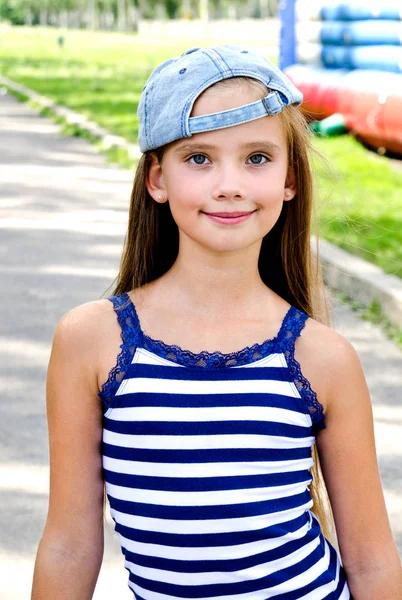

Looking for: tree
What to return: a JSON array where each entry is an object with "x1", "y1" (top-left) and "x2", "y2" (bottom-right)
[
  {"x1": 165, "y1": 0, "x2": 180, "y2": 19},
  {"x1": 117, "y1": 0, "x2": 126, "y2": 29}
]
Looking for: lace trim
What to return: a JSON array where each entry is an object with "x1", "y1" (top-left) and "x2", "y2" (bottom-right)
[
  {"x1": 98, "y1": 294, "x2": 139, "y2": 411},
  {"x1": 138, "y1": 305, "x2": 298, "y2": 369},
  {"x1": 280, "y1": 311, "x2": 326, "y2": 431},
  {"x1": 99, "y1": 293, "x2": 325, "y2": 430}
]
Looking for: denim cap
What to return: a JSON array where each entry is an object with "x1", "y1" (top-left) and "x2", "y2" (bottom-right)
[{"x1": 137, "y1": 45, "x2": 303, "y2": 153}]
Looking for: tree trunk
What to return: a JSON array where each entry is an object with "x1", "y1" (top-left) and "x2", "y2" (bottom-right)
[
  {"x1": 59, "y1": 10, "x2": 68, "y2": 27},
  {"x1": 181, "y1": 0, "x2": 192, "y2": 19},
  {"x1": 88, "y1": 0, "x2": 97, "y2": 29},
  {"x1": 267, "y1": 0, "x2": 278, "y2": 17},
  {"x1": 199, "y1": 0, "x2": 209, "y2": 21},
  {"x1": 218, "y1": 0, "x2": 234, "y2": 19},
  {"x1": 128, "y1": 4, "x2": 139, "y2": 32},
  {"x1": 39, "y1": 8, "x2": 48, "y2": 25},
  {"x1": 117, "y1": 0, "x2": 127, "y2": 30},
  {"x1": 25, "y1": 7, "x2": 33, "y2": 25},
  {"x1": 228, "y1": 1, "x2": 236, "y2": 19}
]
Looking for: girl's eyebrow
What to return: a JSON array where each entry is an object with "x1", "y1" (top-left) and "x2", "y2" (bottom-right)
[{"x1": 174, "y1": 141, "x2": 282, "y2": 154}]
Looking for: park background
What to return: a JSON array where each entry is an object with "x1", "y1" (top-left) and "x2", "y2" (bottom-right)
[{"x1": 0, "y1": 0, "x2": 401, "y2": 598}]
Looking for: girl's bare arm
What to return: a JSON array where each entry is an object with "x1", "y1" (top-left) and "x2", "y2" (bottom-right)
[
  {"x1": 300, "y1": 324, "x2": 402, "y2": 599},
  {"x1": 31, "y1": 303, "x2": 106, "y2": 599}
]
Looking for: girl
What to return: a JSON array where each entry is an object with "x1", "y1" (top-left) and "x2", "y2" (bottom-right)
[{"x1": 32, "y1": 45, "x2": 401, "y2": 599}]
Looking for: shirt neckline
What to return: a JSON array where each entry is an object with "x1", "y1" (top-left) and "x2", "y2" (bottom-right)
[{"x1": 123, "y1": 292, "x2": 296, "y2": 369}]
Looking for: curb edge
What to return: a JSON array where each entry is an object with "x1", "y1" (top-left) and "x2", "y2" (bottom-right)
[
  {"x1": 0, "y1": 74, "x2": 142, "y2": 160},
  {"x1": 313, "y1": 237, "x2": 402, "y2": 330}
]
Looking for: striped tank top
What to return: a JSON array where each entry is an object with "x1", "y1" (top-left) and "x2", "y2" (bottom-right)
[{"x1": 99, "y1": 293, "x2": 351, "y2": 600}]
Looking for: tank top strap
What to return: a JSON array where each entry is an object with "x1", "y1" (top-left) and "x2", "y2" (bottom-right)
[
  {"x1": 98, "y1": 292, "x2": 141, "y2": 410},
  {"x1": 276, "y1": 305, "x2": 309, "y2": 355},
  {"x1": 277, "y1": 306, "x2": 326, "y2": 432},
  {"x1": 108, "y1": 292, "x2": 141, "y2": 342}
]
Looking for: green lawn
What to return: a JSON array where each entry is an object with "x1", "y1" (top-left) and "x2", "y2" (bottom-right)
[
  {"x1": 1, "y1": 26, "x2": 401, "y2": 278},
  {"x1": 313, "y1": 136, "x2": 402, "y2": 279},
  {"x1": 0, "y1": 27, "x2": 189, "y2": 140}
]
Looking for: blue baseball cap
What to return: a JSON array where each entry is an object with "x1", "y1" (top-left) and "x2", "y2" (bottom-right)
[{"x1": 137, "y1": 44, "x2": 304, "y2": 153}]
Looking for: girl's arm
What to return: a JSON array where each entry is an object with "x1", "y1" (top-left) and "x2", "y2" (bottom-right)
[
  {"x1": 31, "y1": 303, "x2": 106, "y2": 599},
  {"x1": 306, "y1": 329, "x2": 402, "y2": 599}
]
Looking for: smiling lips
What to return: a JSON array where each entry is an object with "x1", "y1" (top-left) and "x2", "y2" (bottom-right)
[
  {"x1": 205, "y1": 212, "x2": 253, "y2": 217},
  {"x1": 203, "y1": 210, "x2": 256, "y2": 224}
]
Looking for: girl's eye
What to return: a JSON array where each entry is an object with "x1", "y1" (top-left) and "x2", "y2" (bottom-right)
[
  {"x1": 188, "y1": 154, "x2": 209, "y2": 165},
  {"x1": 248, "y1": 154, "x2": 269, "y2": 165}
]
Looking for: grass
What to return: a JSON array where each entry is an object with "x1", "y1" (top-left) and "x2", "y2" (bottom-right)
[
  {"x1": 313, "y1": 136, "x2": 402, "y2": 279},
  {"x1": 0, "y1": 27, "x2": 184, "y2": 141},
  {"x1": 1, "y1": 26, "x2": 402, "y2": 278}
]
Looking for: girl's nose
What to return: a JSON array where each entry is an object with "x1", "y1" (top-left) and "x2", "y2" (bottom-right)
[{"x1": 211, "y1": 164, "x2": 246, "y2": 201}]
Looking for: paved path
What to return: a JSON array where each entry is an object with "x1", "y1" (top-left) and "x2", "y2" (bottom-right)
[{"x1": 1, "y1": 92, "x2": 401, "y2": 598}]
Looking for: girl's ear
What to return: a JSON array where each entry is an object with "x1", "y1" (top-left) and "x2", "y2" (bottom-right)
[
  {"x1": 284, "y1": 166, "x2": 297, "y2": 202},
  {"x1": 146, "y1": 152, "x2": 169, "y2": 203}
]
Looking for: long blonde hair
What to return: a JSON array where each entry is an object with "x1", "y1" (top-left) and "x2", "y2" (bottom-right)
[{"x1": 108, "y1": 77, "x2": 335, "y2": 542}]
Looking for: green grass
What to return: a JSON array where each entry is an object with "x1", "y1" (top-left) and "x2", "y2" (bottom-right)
[
  {"x1": 0, "y1": 27, "x2": 187, "y2": 141},
  {"x1": 1, "y1": 26, "x2": 402, "y2": 278},
  {"x1": 313, "y1": 136, "x2": 402, "y2": 279}
]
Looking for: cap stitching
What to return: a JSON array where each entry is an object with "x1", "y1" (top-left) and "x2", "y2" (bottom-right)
[{"x1": 205, "y1": 47, "x2": 234, "y2": 76}]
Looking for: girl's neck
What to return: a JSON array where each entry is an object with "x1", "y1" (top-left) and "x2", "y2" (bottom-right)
[{"x1": 152, "y1": 247, "x2": 274, "y2": 321}]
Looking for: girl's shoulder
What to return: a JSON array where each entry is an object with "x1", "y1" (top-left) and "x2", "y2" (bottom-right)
[
  {"x1": 52, "y1": 298, "x2": 122, "y2": 394},
  {"x1": 296, "y1": 315, "x2": 363, "y2": 415},
  {"x1": 302, "y1": 314, "x2": 357, "y2": 361},
  {"x1": 54, "y1": 297, "x2": 116, "y2": 344}
]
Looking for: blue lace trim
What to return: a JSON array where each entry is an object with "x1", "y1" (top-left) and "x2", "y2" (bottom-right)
[
  {"x1": 137, "y1": 303, "x2": 298, "y2": 369},
  {"x1": 99, "y1": 292, "x2": 325, "y2": 429},
  {"x1": 279, "y1": 310, "x2": 326, "y2": 431},
  {"x1": 98, "y1": 294, "x2": 140, "y2": 411}
]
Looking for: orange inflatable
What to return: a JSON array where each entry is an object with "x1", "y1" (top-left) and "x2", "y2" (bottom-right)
[{"x1": 285, "y1": 64, "x2": 402, "y2": 154}]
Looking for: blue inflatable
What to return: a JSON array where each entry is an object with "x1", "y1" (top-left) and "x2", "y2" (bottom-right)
[
  {"x1": 321, "y1": 45, "x2": 402, "y2": 72},
  {"x1": 321, "y1": 2, "x2": 402, "y2": 21},
  {"x1": 320, "y1": 20, "x2": 402, "y2": 45}
]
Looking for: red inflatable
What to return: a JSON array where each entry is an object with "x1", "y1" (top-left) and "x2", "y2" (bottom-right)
[{"x1": 285, "y1": 64, "x2": 402, "y2": 154}]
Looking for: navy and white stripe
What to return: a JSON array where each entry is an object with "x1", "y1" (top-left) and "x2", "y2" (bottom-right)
[{"x1": 100, "y1": 293, "x2": 350, "y2": 599}]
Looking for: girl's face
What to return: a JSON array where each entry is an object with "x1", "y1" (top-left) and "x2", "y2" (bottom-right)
[{"x1": 147, "y1": 83, "x2": 296, "y2": 255}]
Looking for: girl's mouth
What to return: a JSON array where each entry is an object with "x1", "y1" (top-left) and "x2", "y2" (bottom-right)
[{"x1": 202, "y1": 211, "x2": 256, "y2": 225}]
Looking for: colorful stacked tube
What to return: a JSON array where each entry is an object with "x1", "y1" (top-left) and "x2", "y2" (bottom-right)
[{"x1": 281, "y1": 0, "x2": 402, "y2": 154}]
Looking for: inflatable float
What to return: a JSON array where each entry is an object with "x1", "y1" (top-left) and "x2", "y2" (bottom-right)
[{"x1": 280, "y1": 0, "x2": 402, "y2": 154}]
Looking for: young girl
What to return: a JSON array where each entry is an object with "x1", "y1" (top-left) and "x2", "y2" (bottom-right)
[{"x1": 32, "y1": 45, "x2": 401, "y2": 599}]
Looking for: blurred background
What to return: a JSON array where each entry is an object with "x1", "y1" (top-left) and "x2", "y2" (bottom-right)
[{"x1": 0, "y1": 0, "x2": 278, "y2": 26}]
